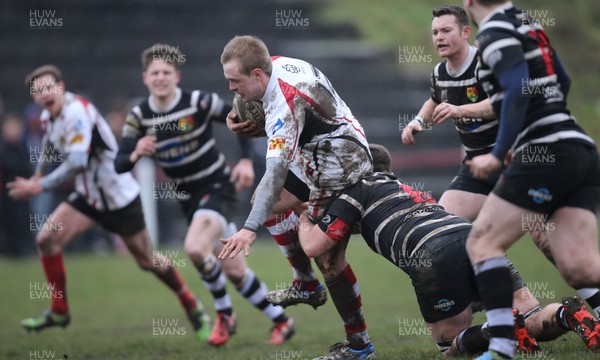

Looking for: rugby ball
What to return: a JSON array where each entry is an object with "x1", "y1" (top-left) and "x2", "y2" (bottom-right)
[{"x1": 232, "y1": 93, "x2": 266, "y2": 137}]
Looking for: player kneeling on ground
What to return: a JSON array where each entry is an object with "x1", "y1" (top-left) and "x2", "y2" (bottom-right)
[{"x1": 298, "y1": 144, "x2": 600, "y2": 357}]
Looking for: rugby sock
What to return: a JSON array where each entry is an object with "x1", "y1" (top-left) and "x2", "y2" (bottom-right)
[
  {"x1": 577, "y1": 288, "x2": 600, "y2": 318},
  {"x1": 265, "y1": 209, "x2": 320, "y2": 291},
  {"x1": 154, "y1": 266, "x2": 197, "y2": 312},
  {"x1": 41, "y1": 253, "x2": 68, "y2": 315},
  {"x1": 232, "y1": 269, "x2": 287, "y2": 323},
  {"x1": 196, "y1": 254, "x2": 232, "y2": 315},
  {"x1": 326, "y1": 264, "x2": 370, "y2": 350},
  {"x1": 473, "y1": 257, "x2": 515, "y2": 359},
  {"x1": 455, "y1": 325, "x2": 489, "y2": 355}
]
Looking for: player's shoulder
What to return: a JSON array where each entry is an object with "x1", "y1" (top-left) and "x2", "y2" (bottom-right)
[
  {"x1": 62, "y1": 92, "x2": 93, "y2": 119},
  {"x1": 271, "y1": 56, "x2": 314, "y2": 79},
  {"x1": 477, "y1": 12, "x2": 519, "y2": 48},
  {"x1": 432, "y1": 60, "x2": 447, "y2": 78}
]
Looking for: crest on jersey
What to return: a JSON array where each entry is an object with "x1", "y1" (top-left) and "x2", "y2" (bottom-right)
[
  {"x1": 466, "y1": 86, "x2": 479, "y2": 103},
  {"x1": 268, "y1": 138, "x2": 286, "y2": 150},
  {"x1": 70, "y1": 133, "x2": 84, "y2": 144},
  {"x1": 178, "y1": 116, "x2": 194, "y2": 132}
]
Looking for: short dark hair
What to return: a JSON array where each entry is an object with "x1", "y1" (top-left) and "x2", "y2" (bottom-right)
[
  {"x1": 25, "y1": 64, "x2": 62, "y2": 89},
  {"x1": 369, "y1": 144, "x2": 392, "y2": 173},
  {"x1": 432, "y1": 5, "x2": 470, "y2": 28},
  {"x1": 141, "y1": 43, "x2": 185, "y2": 71}
]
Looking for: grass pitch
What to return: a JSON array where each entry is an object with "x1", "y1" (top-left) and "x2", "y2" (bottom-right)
[{"x1": 0, "y1": 236, "x2": 597, "y2": 359}]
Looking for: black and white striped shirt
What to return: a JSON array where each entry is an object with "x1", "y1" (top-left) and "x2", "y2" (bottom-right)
[
  {"x1": 431, "y1": 46, "x2": 498, "y2": 157},
  {"x1": 475, "y1": 2, "x2": 594, "y2": 155},
  {"x1": 116, "y1": 88, "x2": 240, "y2": 191},
  {"x1": 318, "y1": 172, "x2": 471, "y2": 272}
]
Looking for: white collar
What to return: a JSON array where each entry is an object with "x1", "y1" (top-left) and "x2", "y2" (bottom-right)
[
  {"x1": 446, "y1": 46, "x2": 477, "y2": 78},
  {"x1": 149, "y1": 87, "x2": 182, "y2": 113}
]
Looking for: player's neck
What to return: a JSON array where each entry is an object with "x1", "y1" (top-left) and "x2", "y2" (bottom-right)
[
  {"x1": 150, "y1": 89, "x2": 179, "y2": 112},
  {"x1": 446, "y1": 45, "x2": 470, "y2": 73}
]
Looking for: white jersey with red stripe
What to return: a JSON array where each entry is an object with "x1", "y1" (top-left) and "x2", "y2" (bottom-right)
[
  {"x1": 261, "y1": 56, "x2": 371, "y2": 193},
  {"x1": 40, "y1": 92, "x2": 139, "y2": 211}
]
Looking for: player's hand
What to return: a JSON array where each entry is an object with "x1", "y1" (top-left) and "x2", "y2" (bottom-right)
[
  {"x1": 7, "y1": 176, "x2": 43, "y2": 200},
  {"x1": 230, "y1": 158, "x2": 254, "y2": 192},
  {"x1": 131, "y1": 135, "x2": 157, "y2": 163},
  {"x1": 226, "y1": 111, "x2": 264, "y2": 138},
  {"x1": 465, "y1": 153, "x2": 502, "y2": 180},
  {"x1": 432, "y1": 102, "x2": 461, "y2": 124},
  {"x1": 401, "y1": 120, "x2": 424, "y2": 145},
  {"x1": 218, "y1": 229, "x2": 257, "y2": 259}
]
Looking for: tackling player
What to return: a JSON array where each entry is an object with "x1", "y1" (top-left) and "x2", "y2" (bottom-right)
[
  {"x1": 461, "y1": 1, "x2": 600, "y2": 359},
  {"x1": 10, "y1": 65, "x2": 204, "y2": 337},
  {"x1": 115, "y1": 44, "x2": 294, "y2": 346},
  {"x1": 300, "y1": 144, "x2": 600, "y2": 357},
  {"x1": 218, "y1": 35, "x2": 375, "y2": 359},
  {"x1": 401, "y1": 4, "x2": 600, "y2": 318}
]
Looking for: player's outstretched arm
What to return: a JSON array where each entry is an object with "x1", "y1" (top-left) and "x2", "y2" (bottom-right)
[
  {"x1": 8, "y1": 151, "x2": 87, "y2": 200},
  {"x1": 402, "y1": 98, "x2": 437, "y2": 145},
  {"x1": 219, "y1": 156, "x2": 290, "y2": 259}
]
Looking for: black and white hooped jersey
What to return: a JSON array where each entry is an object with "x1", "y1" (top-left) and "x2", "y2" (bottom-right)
[
  {"x1": 431, "y1": 46, "x2": 498, "y2": 157},
  {"x1": 120, "y1": 88, "x2": 232, "y2": 191},
  {"x1": 317, "y1": 172, "x2": 471, "y2": 273},
  {"x1": 475, "y1": 3, "x2": 594, "y2": 154}
]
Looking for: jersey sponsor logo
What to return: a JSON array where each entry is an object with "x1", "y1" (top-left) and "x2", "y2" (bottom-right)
[
  {"x1": 70, "y1": 133, "x2": 84, "y2": 144},
  {"x1": 322, "y1": 214, "x2": 332, "y2": 224},
  {"x1": 528, "y1": 187, "x2": 553, "y2": 204},
  {"x1": 157, "y1": 139, "x2": 200, "y2": 162},
  {"x1": 177, "y1": 116, "x2": 194, "y2": 132},
  {"x1": 272, "y1": 118, "x2": 284, "y2": 135},
  {"x1": 282, "y1": 64, "x2": 301, "y2": 73},
  {"x1": 440, "y1": 89, "x2": 448, "y2": 102},
  {"x1": 268, "y1": 138, "x2": 286, "y2": 150},
  {"x1": 434, "y1": 298, "x2": 455, "y2": 312},
  {"x1": 466, "y1": 86, "x2": 479, "y2": 102}
]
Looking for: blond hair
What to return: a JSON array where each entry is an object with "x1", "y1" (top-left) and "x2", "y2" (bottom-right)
[{"x1": 221, "y1": 35, "x2": 272, "y2": 75}]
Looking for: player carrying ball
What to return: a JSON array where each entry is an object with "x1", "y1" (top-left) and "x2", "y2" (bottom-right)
[{"x1": 115, "y1": 44, "x2": 294, "y2": 346}]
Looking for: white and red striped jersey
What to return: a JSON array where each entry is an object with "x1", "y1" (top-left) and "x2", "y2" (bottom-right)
[{"x1": 40, "y1": 92, "x2": 139, "y2": 211}]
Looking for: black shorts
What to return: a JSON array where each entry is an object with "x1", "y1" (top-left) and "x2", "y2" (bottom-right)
[
  {"x1": 178, "y1": 181, "x2": 238, "y2": 224},
  {"x1": 493, "y1": 142, "x2": 600, "y2": 215},
  {"x1": 410, "y1": 228, "x2": 525, "y2": 323},
  {"x1": 447, "y1": 161, "x2": 503, "y2": 195},
  {"x1": 67, "y1": 193, "x2": 146, "y2": 236},
  {"x1": 283, "y1": 169, "x2": 310, "y2": 202}
]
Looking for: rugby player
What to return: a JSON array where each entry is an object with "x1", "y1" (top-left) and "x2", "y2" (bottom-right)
[
  {"x1": 300, "y1": 144, "x2": 600, "y2": 357},
  {"x1": 114, "y1": 44, "x2": 294, "y2": 346},
  {"x1": 461, "y1": 1, "x2": 600, "y2": 358},
  {"x1": 401, "y1": 4, "x2": 600, "y2": 318},
  {"x1": 10, "y1": 65, "x2": 203, "y2": 337},
  {"x1": 218, "y1": 35, "x2": 375, "y2": 359}
]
